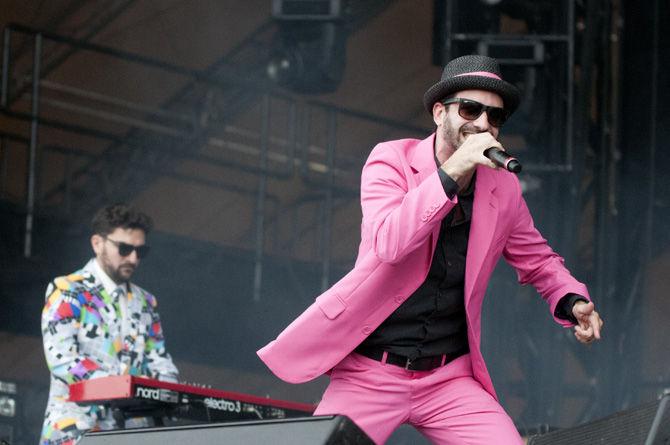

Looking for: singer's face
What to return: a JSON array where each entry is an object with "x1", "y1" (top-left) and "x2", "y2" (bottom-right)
[{"x1": 438, "y1": 90, "x2": 503, "y2": 151}]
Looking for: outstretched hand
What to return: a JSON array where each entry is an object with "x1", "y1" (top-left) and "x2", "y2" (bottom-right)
[{"x1": 572, "y1": 301, "x2": 603, "y2": 344}]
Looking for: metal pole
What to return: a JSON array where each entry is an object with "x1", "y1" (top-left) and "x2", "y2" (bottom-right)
[
  {"x1": 628, "y1": 0, "x2": 660, "y2": 408},
  {"x1": 0, "y1": 138, "x2": 7, "y2": 199},
  {"x1": 2, "y1": 27, "x2": 11, "y2": 107},
  {"x1": 445, "y1": 0, "x2": 454, "y2": 61},
  {"x1": 0, "y1": 27, "x2": 11, "y2": 199},
  {"x1": 1, "y1": 27, "x2": 10, "y2": 197},
  {"x1": 592, "y1": 0, "x2": 617, "y2": 416},
  {"x1": 287, "y1": 100, "x2": 297, "y2": 175},
  {"x1": 566, "y1": 0, "x2": 575, "y2": 168},
  {"x1": 64, "y1": 151, "x2": 72, "y2": 217},
  {"x1": 320, "y1": 110, "x2": 336, "y2": 292},
  {"x1": 300, "y1": 106, "x2": 311, "y2": 177},
  {"x1": 643, "y1": 0, "x2": 659, "y2": 275},
  {"x1": 24, "y1": 33, "x2": 42, "y2": 258},
  {"x1": 253, "y1": 95, "x2": 270, "y2": 302}
]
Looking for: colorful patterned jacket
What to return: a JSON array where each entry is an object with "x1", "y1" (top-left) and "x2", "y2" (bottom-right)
[{"x1": 40, "y1": 259, "x2": 178, "y2": 444}]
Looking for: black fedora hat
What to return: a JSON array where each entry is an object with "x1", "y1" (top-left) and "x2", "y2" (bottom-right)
[{"x1": 423, "y1": 55, "x2": 520, "y2": 115}]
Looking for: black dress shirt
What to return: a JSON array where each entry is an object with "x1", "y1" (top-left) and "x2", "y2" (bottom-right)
[{"x1": 360, "y1": 170, "x2": 470, "y2": 360}]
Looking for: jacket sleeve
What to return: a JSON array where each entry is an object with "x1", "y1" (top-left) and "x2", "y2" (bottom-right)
[
  {"x1": 41, "y1": 279, "x2": 111, "y2": 384},
  {"x1": 142, "y1": 295, "x2": 179, "y2": 382},
  {"x1": 502, "y1": 181, "x2": 590, "y2": 327},
  {"x1": 360, "y1": 143, "x2": 457, "y2": 263}
]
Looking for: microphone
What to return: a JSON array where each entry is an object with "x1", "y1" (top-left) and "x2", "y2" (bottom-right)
[{"x1": 484, "y1": 147, "x2": 522, "y2": 173}]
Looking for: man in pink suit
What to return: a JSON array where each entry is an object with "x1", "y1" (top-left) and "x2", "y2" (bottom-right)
[{"x1": 258, "y1": 55, "x2": 603, "y2": 444}]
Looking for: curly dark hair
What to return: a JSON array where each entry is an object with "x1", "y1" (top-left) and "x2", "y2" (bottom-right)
[{"x1": 91, "y1": 203, "x2": 154, "y2": 236}]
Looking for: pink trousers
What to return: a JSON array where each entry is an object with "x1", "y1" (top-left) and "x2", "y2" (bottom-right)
[{"x1": 313, "y1": 353, "x2": 524, "y2": 445}]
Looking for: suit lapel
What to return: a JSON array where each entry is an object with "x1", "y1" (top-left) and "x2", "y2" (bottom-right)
[
  {"x1": 464, "y1": 167, "x2": 499, "y2": 305},
  {"x1": 410, "y1": 133, "x2": 438, "y2": 185},
  {"x1": 82, "y1": 270, "x2": 117, "y2": 317}
]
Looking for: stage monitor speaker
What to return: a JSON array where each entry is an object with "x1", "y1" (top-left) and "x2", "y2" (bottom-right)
[
  {"x1": 79, "y1": 415, "x2": 373, "y2": 445},
  {"x1": 528, "y1": 394, "x2": 670, "y2": 445}
]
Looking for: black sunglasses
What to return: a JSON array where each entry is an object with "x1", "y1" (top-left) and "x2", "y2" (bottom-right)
[
  {"x1": 105, "y1": 238, "x2": 150, "y2": 259},
  {"x1": 442, "y1": 97, "x2": 510, "y2": 127}
]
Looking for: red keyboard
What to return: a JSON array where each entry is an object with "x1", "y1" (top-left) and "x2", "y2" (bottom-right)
[{"x1": 69, "y1": 375, "x2": 315, "y2": 423}]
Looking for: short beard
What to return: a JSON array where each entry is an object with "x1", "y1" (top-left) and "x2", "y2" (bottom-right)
[
  {"x1": 108, "y1": 265, "x2": 134, "y2": 284},
  {"x1": 441, "y1": 117, "x2": 488, "y2": 150},
  {"x1": 441, "y1": 115, "x2": 463, "y2": 150},
  {"x1": 99, "y1": 251, "x2": 135, "y2": 284}
]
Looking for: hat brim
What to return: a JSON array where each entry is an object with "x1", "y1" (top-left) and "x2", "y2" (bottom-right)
[{"x1": 423, "y1": 76, "x2": 520, "y2": 115}]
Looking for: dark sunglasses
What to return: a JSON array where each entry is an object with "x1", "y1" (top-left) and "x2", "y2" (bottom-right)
[
  {"x1": 105, "y1": 238, "x2": 150, "y2": 259},
  {"x1": 442, "y1": 97, "x2": 510, "y2": 127}
]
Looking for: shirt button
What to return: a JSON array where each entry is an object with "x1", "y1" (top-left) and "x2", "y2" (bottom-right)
[
  {"x1": 447, "y1": 261, "x2": 452, "y2": 266},
  {"x1": 394, "y1": 295, "x2": 404, "y2": 304},
  {"x1": 362, "y1": 326, "x2": 372, "y2": 335}
]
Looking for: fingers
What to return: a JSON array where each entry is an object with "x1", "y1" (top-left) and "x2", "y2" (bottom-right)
[
  {"x1": 590, "y1": 312, "x2": 603, "y2": 339},
  {"x1": 442, "y1": 131, "x2": 505, "y2": 177},
  {"x1": 481, "y1": 156, "x2": 499, "y2": 170},
  {"x1": 574, "y1": 324, "x2": 593, "y2": 341},
  {"x1": 573, "y1": 311, "x2": 604, "y2": 344},
  {"x1": 574, "y1": 331, "x2": 595, "y2": 344},
  {"x1": 461, "y1": 132, "x2": 501, "y2": 170},
  {"x1": 461, "y1": 131, "x2": 499, "y2": 153}
]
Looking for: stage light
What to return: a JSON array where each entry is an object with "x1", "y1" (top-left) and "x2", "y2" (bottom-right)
[{"x1": 268, "y1": 0, "x2": 347, "y2": 94}]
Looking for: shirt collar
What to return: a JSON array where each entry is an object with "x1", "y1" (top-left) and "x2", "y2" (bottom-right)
[{"x1": 85, "y1": 258, "x2": 125, "y2": 296}]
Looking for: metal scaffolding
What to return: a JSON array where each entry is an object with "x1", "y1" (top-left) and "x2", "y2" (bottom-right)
[{"x1": 0, "y1": 20, "x2": 427, "y2": 298}]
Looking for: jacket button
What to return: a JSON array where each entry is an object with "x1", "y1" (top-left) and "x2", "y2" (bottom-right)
[
  {"x1": 362, "y1": 326, "x2": 372, "y2": 335},
  {"x1": 394, "y1": 295, "x2": 404, "y2": 304}
]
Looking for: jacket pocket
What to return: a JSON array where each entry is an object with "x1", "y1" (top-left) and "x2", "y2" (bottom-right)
[{"x1": 316, "y1": 293, "x2": 347, "y2": 320}]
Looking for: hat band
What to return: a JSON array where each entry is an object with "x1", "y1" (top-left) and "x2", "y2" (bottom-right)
[{"x1": 454, "y1": 71, "x2": 502, "y2": 80}]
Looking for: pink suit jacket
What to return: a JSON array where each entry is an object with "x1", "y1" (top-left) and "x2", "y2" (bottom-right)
[{"x1": 258, "y1": 133, "x2": 590, "y2": 399}]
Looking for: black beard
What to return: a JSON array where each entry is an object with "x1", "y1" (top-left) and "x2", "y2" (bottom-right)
[{"x1": 106, "y1": 264, "x2": 134, "y2": 284}]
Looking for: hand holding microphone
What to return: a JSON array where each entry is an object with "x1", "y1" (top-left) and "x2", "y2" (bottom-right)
[
  {"x1": 483, "y1": 147, "x2": 522, "y2": 173},
  {"x1": 460, "y1": 131, "x2": 522, "y2": 174},
  {"x1": 440, "y1": 132, "x2": 523, "y2": 190}
]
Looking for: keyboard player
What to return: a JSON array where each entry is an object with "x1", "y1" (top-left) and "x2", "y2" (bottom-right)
[{"x1": 40, "y1": 203, "x2": 179, "y2": 445}]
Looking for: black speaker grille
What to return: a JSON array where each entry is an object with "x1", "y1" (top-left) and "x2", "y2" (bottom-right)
[
  {"x1": 528, "y1": 395, "x2": 669, "y2": 445},
  {"x1": 79, "y1": 415, "x2": 374, "y2": 445}
]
